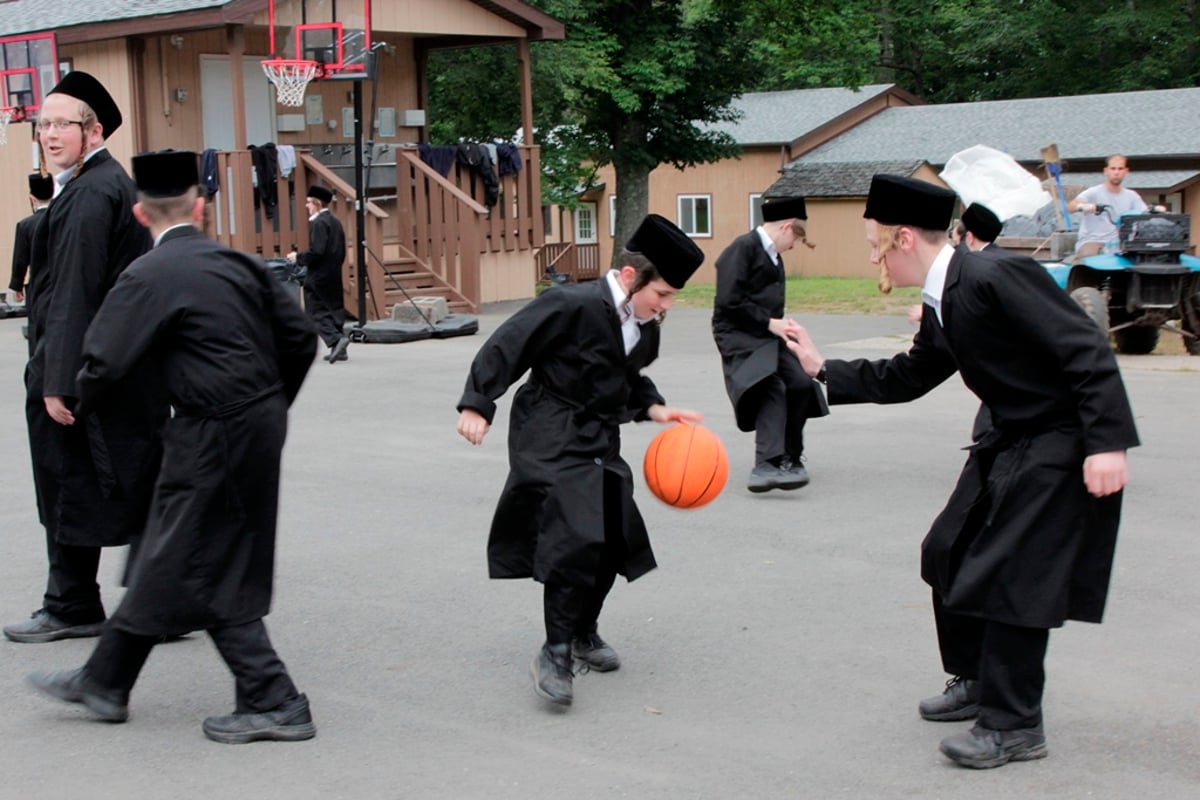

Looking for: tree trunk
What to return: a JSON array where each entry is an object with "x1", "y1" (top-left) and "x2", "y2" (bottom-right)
[{"x1": 609, "y1": 117, "x2": 653, "y2": 269}]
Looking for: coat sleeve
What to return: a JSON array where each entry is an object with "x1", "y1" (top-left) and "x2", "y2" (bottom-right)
[
  {"x1": 10, "y1": 219, "x2": 30, "y2": 292},
  {"x1": 824, "y1": 311, "x2": 959, "y2": 405},
  {"x1": 457, "y1": 289, "x2": 571, "y2": 423},
  {"x1": 264, "y1": 273, "x2": 319, "y2": 405},
  {"x1": 984, "y1": 258, "x2": 1139, "y2": 454},
  {"x1": 76, "y1": 271, "x2": 172, "y2": 415},
  {"x1": 42, "y1": 189, "x2": 120, "y2": 398},
  {"x1": 295, "y1": 214, "x2": 330, "y2": 268},
  {"x1": 714, "y1": 238, "x2": 772, "y2": 335},
  {"x1": 625, "y1": 330, "x2": 666, "y2": 421}
]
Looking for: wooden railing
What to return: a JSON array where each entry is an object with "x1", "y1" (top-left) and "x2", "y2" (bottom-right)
[
  {"x1": 534, "y1": 241, "x2": 601, "y2": 283},
  {"x1": 204, "y1": 150, "x2": 313, "y2": 259}
]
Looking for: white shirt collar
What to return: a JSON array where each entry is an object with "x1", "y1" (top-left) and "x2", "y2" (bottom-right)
[
  {"x1": 54, "y1": 146, "x2": 107, "y2": 193},
  {"x1": 755, "y1": 226, "x2": 779, "y2": 263},
  {"x1": 309, "y1": 208, "x2": 328, "y2": 222},
  {"x1": 921, "y1": 244, "x2": 956, "y2": 324},
  {"x1": 605, "y1": 269, "x2": 644, "y2": 354},
  {"x1": 154, "y1": 223, "x2": 194, "y2": 248}
]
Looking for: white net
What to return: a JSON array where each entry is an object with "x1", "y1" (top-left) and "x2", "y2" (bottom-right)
[
  {"x1": 262, "y1": 60, "x2": 318, "y2": 107},
  {"x1": 0, "y1": 108, "x2": 13, "y2": 146}
]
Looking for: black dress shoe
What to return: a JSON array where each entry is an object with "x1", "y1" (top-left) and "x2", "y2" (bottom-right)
[
  {"x1": 202, "y1": 693, "x2": 316, "y2": 744},
  {"x1": 327, "y1": 336, "x2": 350, "y2": 363},
  {"x1": 571, "y1": 629, "x2": 620, "y2": 672},
  {"x1": 531, "y1": 642, "x2": 573, "y2": 706},
  {"x1": 747, "y1": 462, "x2": 807, "y2": 493},
  {"x1": 939, "y1": 723, "x2": 1047, "y2": 769},
  {"x1": 919, "y1": 675, "x2": 980, "y2": 721},
  {"x1": 26, "y1": 668, "x2": 129, "y2": 722},
  {"x1": 4, "y1": 609, "x2": 104, "y2": 643}
]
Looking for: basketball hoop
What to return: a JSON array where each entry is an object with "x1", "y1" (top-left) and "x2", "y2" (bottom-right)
[
  {"x1": 262, "y1": 59, "x2": 319, "y2": 107},
  {"x1": 0, "y1": 107, "x2": 16, "y2": 145}
]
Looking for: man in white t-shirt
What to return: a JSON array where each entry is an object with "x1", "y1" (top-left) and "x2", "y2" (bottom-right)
[{"x1": 1067, "y1": 154, "x2": 1151, "y2": 259}]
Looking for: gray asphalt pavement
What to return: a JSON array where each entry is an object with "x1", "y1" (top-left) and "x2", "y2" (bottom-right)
[{"x1": 1, "y1": 303, "x2": 1197, "y2": 799}]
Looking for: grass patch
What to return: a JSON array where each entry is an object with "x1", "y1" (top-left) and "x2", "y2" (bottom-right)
[{"x1": 674, "y1": 276, "x2": 922, "y2": 315}]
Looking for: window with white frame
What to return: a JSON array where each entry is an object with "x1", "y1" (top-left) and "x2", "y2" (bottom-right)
[
  {"x1": 677, "y1": 194, "x2": 712, "y2": 237},
  {"x1": 749, "y1": 194, "x2": 765, "y2": 230},
  {"x1": 609, "y1": 195, "x2": 617, "y2": 237},
  {"x1": 575, "y1": 203, "x2": 598, "y2": 244}
]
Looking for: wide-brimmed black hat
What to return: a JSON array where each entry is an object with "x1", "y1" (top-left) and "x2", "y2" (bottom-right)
[
  {"x1": 307, "y1": 185, "x2": 334, "y2": 204},
  {"x1": 132, "y1": 151, "x2": 200, "y2": 197},
  {"x1": 762, "y1": 196, "x2": 807, "y2": 222},
  {"x1": 47, "y1": 71, "x2": 122, "y2": 140},
  {"x1": 625, "y1": 214, "x2": 704, "y2": 289},
  {"x1": 863, "y1": 175, "x2": 956, "y2": 231},
  {"x1": 961, "y1": 202, "x2": 1002, "y2": 242},
  {"x1": 27, "y1": 172, "x2": 53, "y2": 201}
]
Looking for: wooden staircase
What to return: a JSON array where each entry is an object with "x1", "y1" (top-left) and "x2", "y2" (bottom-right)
[{"x1": 377, "y1": 246, "x2": 473, "y2": 315}]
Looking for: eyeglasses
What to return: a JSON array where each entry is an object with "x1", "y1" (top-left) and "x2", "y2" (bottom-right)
[{"x1": 35, "y1": 119, "x2": 85, "y2": 133}]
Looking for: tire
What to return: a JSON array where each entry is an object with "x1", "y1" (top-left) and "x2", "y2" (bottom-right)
[
  {"x1": 1113, "y1": 325, "x2": 1159, "y2": 355},
  {"x1": 1070, "y1": 286, "x2": 1109, "y2": 333},
  {"x1": 1182, "y1": 275, "x2": 1200, "y2": 356}
]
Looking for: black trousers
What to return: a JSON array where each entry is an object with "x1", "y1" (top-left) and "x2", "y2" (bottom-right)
[
  {"x1": 932, "y1": 592, "x2": 1049, "y2": 730},
  {"x1": 303, "y1": 286, "x2": 345, "y2": 349},
  {"x1": 85, "y1": 619, "x2": 299, "y2": 713},
  {"x1": 542, "y1": 471, "x2": 626, "y2": 645},
  {"x1": 751, "y1": 349, "x2": 820, "y2": 466}
]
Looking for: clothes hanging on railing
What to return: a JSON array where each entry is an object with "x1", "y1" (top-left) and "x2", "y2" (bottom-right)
[
  {"x1": 200, "y1": 148, "x2": 220, "y2": 196},
  {"x1": 276, "y1": 145, "x2": 296, "y2": 179},
  {"x1": 248, "y1": 143, "x2": 278, "y2": 220},
  {"x1": 418, "y1": 143, "x2": 458, "y2": 177},
  {"x1": 456, "y1": 144, "x2": 499, "y2": 207},
  {"x1": 495, "y1": 143, "x2": 523, "y2": 176}
]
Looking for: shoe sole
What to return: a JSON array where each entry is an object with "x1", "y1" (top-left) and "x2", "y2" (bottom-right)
[
  {"x1": 529, "y1": 655, "x2": 572, "y2": 706},
  {"x1": 747, "y1": 479, "x2": 809, "y2": 493},
  {"x1": 919, "y1": 703, "x2": 980, "y2": 722},
  {"x1": 26, "y1": 674, "x2": 128, "y2": 722},
  {"x1": 202, "y1": 722, "x2": 316, "y2": 744},
  {"x1": 571, "y1": 652, "x2": 620, "y2": 672},
  {"x1": 5, "y1": 622, "x2": 105, "y2": 644},
  {"x1": 940, "y1": 741, "x2": 1048, "y2": 769}
]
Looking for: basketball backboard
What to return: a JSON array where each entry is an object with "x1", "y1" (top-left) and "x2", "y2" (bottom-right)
[
  {"x1": 268, "y1": 0, "x2": 371, "y2": 80},
  {"x1": 0, "y1": 32, "x2": 60, "y2": 119}
]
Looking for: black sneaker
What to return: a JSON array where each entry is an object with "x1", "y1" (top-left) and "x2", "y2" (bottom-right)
[
  {"x1": 939, "y1": 723, "x2": 1047, "y2": 769},
  {"x1": 327, "y1": 336, "x2": 350, "y2": 363},
  {"x1": 4, "y1": 609, "x2": 104, "y2": 643},
  {"x1": 202, "y1": 693, "x2": 316, "y2": 744},
  {"x1": 747, "y1": 462, "x2": 807, "y2": 493},
  {"x1": 571, "y1": 629, "x2": 620, "y2": 672},
  {"x1": 531, "y1": 642, "x2": 573, "y2": 706},
  {"x1": 919, "y1": 675, "x2": 980, "y2": 721},
  {"x1": 26, "y1": 668, "x2": 129, "y2": 722}
]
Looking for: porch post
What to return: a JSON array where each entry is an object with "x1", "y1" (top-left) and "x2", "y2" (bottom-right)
[
  {"x1": 227, "y1": 24, "x2": 248, "y2": 151},
  {"x1": 517, "y1": 38, "x2": 534, "y2": 146}
]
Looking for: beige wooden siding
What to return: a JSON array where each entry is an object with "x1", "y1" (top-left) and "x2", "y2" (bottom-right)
[{"x1": 255, "y1": 0, "x2": 524, "y2": 38}]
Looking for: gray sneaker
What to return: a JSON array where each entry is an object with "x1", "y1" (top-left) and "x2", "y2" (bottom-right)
[
  {"x1": 919, "y1": 676, "x2": 980, "y2": 721},
  {"x1": 747, "y1": 462, "x2": 807, "y2": 493},
  {"x1": 571, "y1": 630, "x2": 620, "y2": 672},
  {"x1": 4, "y1": 609, "x2": 104, "y2": 643},
  {"x1": 939, "y1": 723, "x2": 1047, "y2": 769},
  {"x1": 202, "y1": 693, "x2": 316, "y2": 744}
]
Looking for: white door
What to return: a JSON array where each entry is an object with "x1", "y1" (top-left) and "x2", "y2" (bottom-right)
[{"x1": 200, "y1": 55, "x2": 276, "y2": 150}]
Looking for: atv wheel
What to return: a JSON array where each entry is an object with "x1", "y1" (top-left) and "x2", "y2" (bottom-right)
[
  {"x1": 1113, "y1": 325, "x2": 1159, "y2": 355},
  {"x1": 1070, "y1": 286, "x2": 1109, "y2": 334},
  {"x1": 1182, "y1": 275, "x2": 1200, "y2": 356}
]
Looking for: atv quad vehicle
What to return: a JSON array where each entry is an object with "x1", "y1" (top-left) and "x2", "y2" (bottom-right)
[{"x1": 1044, "y1": 211, "x2": 1200, "y2": 355}]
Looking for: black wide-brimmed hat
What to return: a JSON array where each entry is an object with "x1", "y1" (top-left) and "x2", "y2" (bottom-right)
[
  {"x1": 961, "y1": 202, "x2": 1002, "y2": 242},
  {"x1": 863, "y1": 175, "x2": 956, "y2": 231},
  {"x1": 762, "y1": 196, "x2": 807, "y2": 222},
  {"x1": 307, "y1": 185, "x2": 334, "y2": 204},
  {"x1": 27, "y1": 172, "x2": 53, "y2": 201},
  {"x1": 132, "y1": 151, "x2": 200, "y2": 197},
  {"x1": 47, "y1": 71, "x2": 122, "y2": 140},
  {"x1": 625, "y1": 214, "x2": 704, "y2": 289}
]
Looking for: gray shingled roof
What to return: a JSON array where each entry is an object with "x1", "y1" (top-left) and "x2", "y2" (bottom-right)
[
  {"x1": 765, "y1": 160, "x2": 928, "y2": 198},
  {"x1": 795, "y1": 87, "x2": 1200, "y2": 166},
  {"x1": 0, "y1": 0, "x2": 232, "y2": 34},
  {"x1": 703, "y1": 84, "x2": 898, "y2": 146}
]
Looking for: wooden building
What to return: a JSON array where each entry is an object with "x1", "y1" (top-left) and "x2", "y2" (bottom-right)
[{"x1": 0, "y1": 0, "x2": 564, "y2": 315}]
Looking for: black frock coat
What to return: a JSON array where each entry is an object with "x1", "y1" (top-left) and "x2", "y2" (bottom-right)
[
  {"x1": 712, "y1": 231, "x2": 827, "y2": 430},
  {"x1": 25, "y1": 150, "x2": 162, "y2": 547},
  {"x1": 825, "y1": 247, "x2": 1139, "y2": 628},
  {"x1": 9, "y1": 208, "x2": 42, "y2": 293},
  {"x1": 458, "y1": 279, "x2": 666, "y2": 589},
  {"x1": 76, "y1": 227, "x2": 318, "y2": 636},
  {"x1": 296, "y1": 210, "x2": 346, "y2": 307}
]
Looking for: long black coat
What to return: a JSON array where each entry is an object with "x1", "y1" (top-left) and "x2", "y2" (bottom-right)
[
  {"x1": 25, "y1": 151, "x2": 162, "y2": 547},
  {"x1": 76, "y1": 227, "x2": 317, "y2": 636},
  {"x1": 9, "y1": 208, "x2": 42, "y2": 293},
  {"x1": 458, "y1": 279, "x2": 666, "y2": 589},
  {"x1": 825, "y1": 247, "x2": 1139, "y2": 628},
  {"x1": 712, "y1": 231, "x2": 827, "y2": 430},
  {"x1": 295, "y1": 210, "x2": 345, "y2": 307}
]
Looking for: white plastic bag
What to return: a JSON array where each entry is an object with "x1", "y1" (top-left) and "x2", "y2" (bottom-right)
[{"x1": 938, "y1": 145, "x2": 1051, "y2": 221}]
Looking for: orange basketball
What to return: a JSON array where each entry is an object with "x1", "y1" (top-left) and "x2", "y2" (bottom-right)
[{"x1": 643, "y1": 423, "x2": 729, "y2": 509}]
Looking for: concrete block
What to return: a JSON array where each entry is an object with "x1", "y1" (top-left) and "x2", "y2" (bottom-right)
[{"x1": 391, "y1": 296, "x2": 449, "y2": 324}]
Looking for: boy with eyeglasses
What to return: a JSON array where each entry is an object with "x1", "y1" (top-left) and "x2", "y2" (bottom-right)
[{"x1": 4, "y1": 72, "x2": 164, "y2": 646}]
